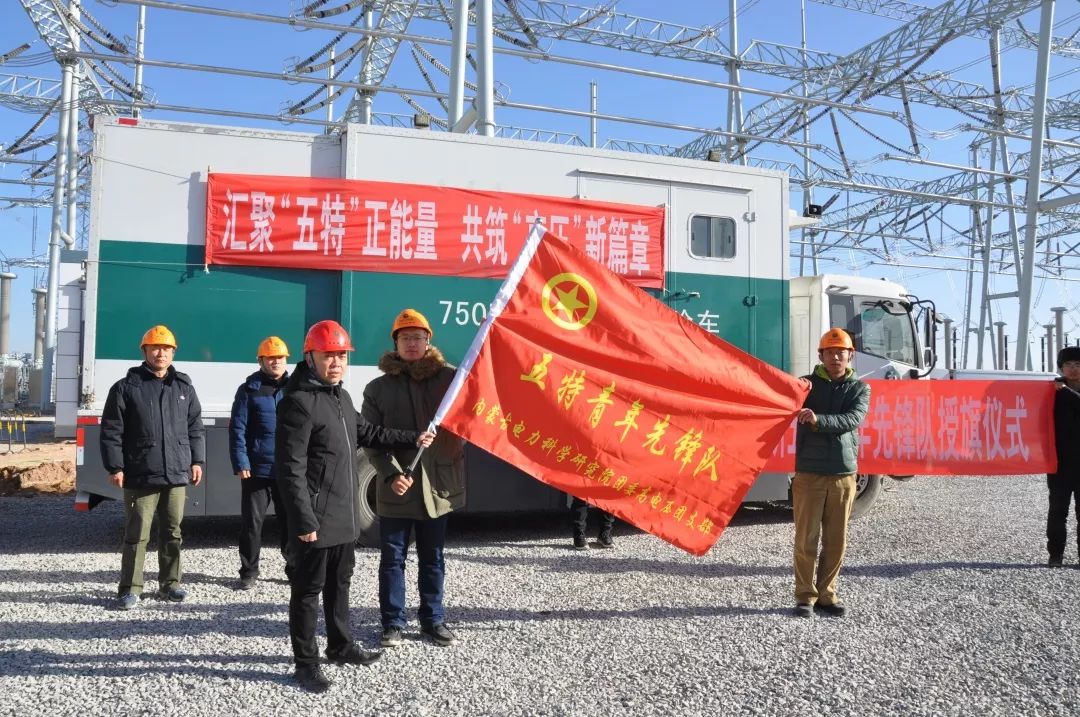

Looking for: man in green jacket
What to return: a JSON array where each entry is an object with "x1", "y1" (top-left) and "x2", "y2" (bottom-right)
[
  {"x1": 792, "y1": 328, "x2": 870, "y2": 619},
  {"x1": 361, "y1": 308, "x2": 466, "y2": 649}
]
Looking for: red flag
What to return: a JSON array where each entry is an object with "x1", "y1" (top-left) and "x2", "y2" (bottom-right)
[{"x1": 438, "y1": 229, "x2": 808, "y2": 555}]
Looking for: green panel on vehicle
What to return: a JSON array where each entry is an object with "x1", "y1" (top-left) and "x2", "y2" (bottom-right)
[
  {"x1": 656, "y1": 272, "x2": 788, "y2": 371},
  {"x1": 751, "y1": 277, "x2": 789, "y2": 371},
  {"x1": 344, "y1": 271, "x2": 503, "y2": 367},
  {"x1": 347, "y1": 270, "x2": 787, "y2": 372},
  {"x1": 96, "y1": 240, "x2": 340, "y2": 362},
  {"x1": 95, "y1": 242, "x2": 789, "y2": 372}
]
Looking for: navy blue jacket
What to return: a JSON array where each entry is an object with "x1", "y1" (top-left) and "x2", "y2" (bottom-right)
[
  {"x1": 229, "y1": 369, "x2": 289, "y2": 479},
  {"x1": 100, "y1": 363, "x2": 206, "y2": 488}
]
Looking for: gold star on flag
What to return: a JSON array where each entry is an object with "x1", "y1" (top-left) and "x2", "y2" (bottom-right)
[{"x1": 552, "y1": 285, "x2": 588, "y2": 321}]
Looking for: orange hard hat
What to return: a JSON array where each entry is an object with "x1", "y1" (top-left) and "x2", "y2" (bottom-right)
[
  {"x1": 303, "y1": 320, "x2": 354, "y2": 353},
  {"x1": 257, "y1": 336, "x2": 289, "y2": 358},
  {"x1": 391, "y1": 308, "x2": 433, "y2": 340},
  {"x1": 818, "y1": 328, "x2": 855, "y2": 351},
  {"x1": 140, "y1": 325, "x2": 177, "y2": 349}
]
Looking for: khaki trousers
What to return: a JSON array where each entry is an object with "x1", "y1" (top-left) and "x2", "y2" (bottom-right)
[
  {"x1": 792, "y1": 471, "x2": 856, "y2": 605},
  {"x1": 119, "y1": 485, "x2": 186, "y2": 596}
]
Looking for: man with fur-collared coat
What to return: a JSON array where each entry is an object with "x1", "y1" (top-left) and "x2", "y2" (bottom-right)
[{"x1": 362, "y1": 308, "x2": 466, "y2": 649}]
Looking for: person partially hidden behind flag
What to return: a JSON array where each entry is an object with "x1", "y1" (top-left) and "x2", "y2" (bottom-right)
[
  {"x1": 362, "y1": 308, "x2": 466, "y2": 649},
  {"x1": 1046, "y1": 345, "x2": 1080, "y2": 568},
  {"x1": 569, "y1": 497, "x2": 616, "y2": 550},
  {"x1": 792, "y1": 328, "x2": 870, "y2": 619}
]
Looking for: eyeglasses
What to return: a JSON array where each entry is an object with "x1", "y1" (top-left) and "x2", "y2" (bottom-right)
[
  {"x1": 398, "y1": 335, "x2": 429, "y2": 344},
  {"x1": 1063, "y1": 360, "x2": 1080, "y2": 369}
]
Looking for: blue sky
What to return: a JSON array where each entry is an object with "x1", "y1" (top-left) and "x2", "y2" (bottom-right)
[{"x1": 1, "y1": 1, "x2": 1078, "y2": 366}]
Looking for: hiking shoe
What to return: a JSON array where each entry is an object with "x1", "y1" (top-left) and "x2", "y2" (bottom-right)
[
  {"x1": 793, "y1": 603, "x2": 812, "y2": 618},
  {"x1": 325, "y1": 645, "x2": 381, "y2": 666},
  {"x1": 295, "y1": 663, "x2": 331, "y2": 693},
  {"x1": 813, "y1": 602, "x2": 846, "y2": 618},
  {"x1": 597, "y1": 531, "x2": 615, "y2": 549},
  {"x1": 380, "y1": 627, "x2": 404, "y2": 647},
  {"x1": 237, "y1": 575, "x2": 257, "y2": 591},
  {"x1": 157, "y1": 586, "x2": 188, "y2": 603},
  {"x1": 572, "y1": 533, "x2": 589, "y2": 551},
  {"x1": 116, "y1": 593, "x2": 140, "y2": 611},
  {"x1": 421, "y1": 623, "x2": 456, "y2": 647},
  {"x1": 1048, "y1": 557, "x2": 1064, "y2": 568}
]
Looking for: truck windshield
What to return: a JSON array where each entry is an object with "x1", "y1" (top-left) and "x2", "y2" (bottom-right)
[{"x1": 829, "y1": 295, "x2": 918, "y2": 366}]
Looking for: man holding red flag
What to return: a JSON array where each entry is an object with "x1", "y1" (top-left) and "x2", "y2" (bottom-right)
[
  {"x1": 362, "y1": 309, "x2": 466, "y2": 649},
  {"x1": 791, "y1": 328, "x2": 870, "y2": 619},
  {"x1": 432, "y1": 225, "x2": 808, "y2": 556}
]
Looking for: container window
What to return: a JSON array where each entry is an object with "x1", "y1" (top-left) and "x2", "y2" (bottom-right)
[{"x1": 690, "y1": 215, "x2": 736, "y2": 259}]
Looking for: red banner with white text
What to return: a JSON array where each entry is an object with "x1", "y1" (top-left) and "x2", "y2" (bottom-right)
[
  {"x1": 764, "y1": 379, "x2": 1058, "y2": 475},
  {"x1": 204, "y1": 173, "x2": 666, "y2": 288}
]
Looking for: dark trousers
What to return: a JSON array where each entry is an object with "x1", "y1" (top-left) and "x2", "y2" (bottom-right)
[
  {"x1": 570, "y1": 496, "x2": 615, "y2": 535},
  {"x1": 238, "y1": 478, "x2": 287, "y2": 579},
  {"x1": 288, "y1": 540, "x2": 355, "y2": 665},
  {"x1": 379, "y1": 515, "x2": 449, "y2": 629},
  {"x1": 1047, "y1": 472, "x2": 1080, "y2": 559}
]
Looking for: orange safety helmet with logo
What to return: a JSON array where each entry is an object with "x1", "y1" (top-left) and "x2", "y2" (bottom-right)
[
  {"x1": 391, "y1": 308, "x2": 433, "y2": 340},
  {"x1": 302, "y1": 320, "x2": 354, "y2": 353},
  {"x1": 818, "y1": 328, "x2": 855, "y2": 351},
  {"x1": 256, "y1": 336, "x2": 289, "y2": 358},
  {"x1": 140, "y1": 325, "x2": 177, "y2": 349}
]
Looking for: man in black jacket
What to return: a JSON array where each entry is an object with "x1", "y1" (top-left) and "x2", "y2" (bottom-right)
[
  {"x1": 276, "y1": 319, "x2": 433, "y2": 693},
  {"x1": 1047, "y1": 345, "x2": 1080, "y2": 567},
  {"x1": 100, "y1": 325, "x2": 205, "y2": 611}
]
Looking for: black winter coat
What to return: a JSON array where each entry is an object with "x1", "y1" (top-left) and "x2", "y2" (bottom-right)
[
  {"x1": 99, "y1": 363, "x2": 206, "y2": 489},
  {"x1": 275, "y1": 360, "x2": 420, "y2": 548},
  {"x1": 1051, "y1": 384, "x2": 1080, "y2": 477}
]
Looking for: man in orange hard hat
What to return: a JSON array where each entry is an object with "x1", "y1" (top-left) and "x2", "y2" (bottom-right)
[
  {"x1": 229, "y1": 336, "x2": 291, "y2": 591},
  {"x1": 100, "y1": 325, "x2": 205, "y2": 611},
  {"x1": 275, "y1": 319, "x2": 434, "y2": 693},
  {"x1": 362, "y1": 308, "x2": 466, "y2": 648},
  {"x1": 791, "y1": 328, "x2": 869, "y2": 619}
]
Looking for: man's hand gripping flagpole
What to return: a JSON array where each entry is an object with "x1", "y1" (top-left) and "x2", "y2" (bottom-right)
[{"x1": 401, "y1": 220, "x2": 550, "y2": 478}]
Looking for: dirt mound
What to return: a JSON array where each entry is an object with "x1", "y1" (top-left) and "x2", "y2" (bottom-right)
[
  {"x1": 0, "y1": 460, "x2": 76, "y2": 496},
  {"x1": 0, "y1": 441, "x2": 76, "y2": 470},
  {"x1": 0, "y1": 441, "x2": 77, "y2": 496}
]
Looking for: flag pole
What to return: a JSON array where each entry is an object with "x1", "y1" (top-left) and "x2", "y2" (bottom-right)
[{"x1": 404, "y1": 220, "x2": 548, "y2": 475}]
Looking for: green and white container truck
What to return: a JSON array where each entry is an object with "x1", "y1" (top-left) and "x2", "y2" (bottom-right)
[{"x1": 69, "y1": 118, "x2": 933, "y2": 537}]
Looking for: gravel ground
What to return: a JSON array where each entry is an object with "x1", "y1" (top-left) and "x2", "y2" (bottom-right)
[{"x1": 1, "y1": 475, "x2": 1079, "y2": 716}]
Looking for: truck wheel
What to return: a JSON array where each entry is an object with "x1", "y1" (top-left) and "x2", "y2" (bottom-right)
[
  {"x1": 850, "y1": 474, "x2": 883, "y2": 520},
  {"x1": 355, "y1": 452, "x2": 381, "y2": 548}
]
